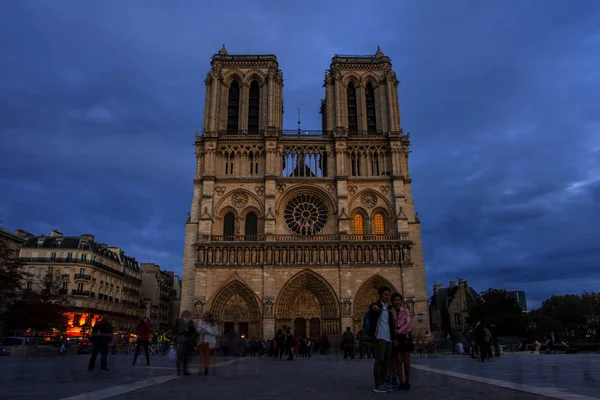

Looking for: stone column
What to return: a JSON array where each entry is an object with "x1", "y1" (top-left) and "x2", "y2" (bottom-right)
[
  {"x1": 209, "y1": 75, "x2": 220, "y2": 132},
  {"x1": 325, "y1": 78, "x2": 335, "y2": 131},
  {"x1": 240, "y1": 83, "x2": 248, "y2": 131}
]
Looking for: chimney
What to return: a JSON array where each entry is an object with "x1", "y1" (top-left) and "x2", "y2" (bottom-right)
[
  {"x1": 81, "y1": 234, "x2": 95, "y2": 241},
  {"x1": 15, "y1": 229, "x2": 34, "y2": 238},
  {"x1": 459, "y1": 278, "x2": 468, "y2": 287},
  {"x1": 433, "y1": 284, "x2": 444, "y2": 291},
  {"x1": 449, "y1": 281, "x2": 457, "y2": 288},
  {"x1": 50, "y1": 230, "x2": 63, "y2": 237}
]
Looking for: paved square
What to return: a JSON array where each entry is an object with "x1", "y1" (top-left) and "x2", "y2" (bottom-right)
[{"x1": 1, "y1": 353, "x2": 598, "y2": 399}]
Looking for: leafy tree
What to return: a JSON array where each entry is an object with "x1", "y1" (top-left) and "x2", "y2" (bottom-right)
[
  {"x1": 468, "y1": 288, "x2": 528, "y2": 336},
  {"x1": 5, "y1": 270, "x2": 70, "y2": 332},
  {"x1": 0, "y1": 239, "x2": 26, "y2": 334},
  {"x1": 540, "y1": 294, "x2": 590, "y2": 332}
]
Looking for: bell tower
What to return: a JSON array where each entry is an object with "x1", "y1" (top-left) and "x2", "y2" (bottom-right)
[{"x1": 202, "y1": 45, "x2": 284, "y2": 135}]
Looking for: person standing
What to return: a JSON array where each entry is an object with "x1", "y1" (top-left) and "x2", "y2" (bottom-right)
[
  {"x1": 197, "y1": 311, "x2": 219, "y2": 376},
  {"x1": 369, "y1": 286, "x2": 395, "y2": 393},
  {"x1": 342, "y1": 327, "x2": 355, "y2": 360},
  {"x1": 88, "y1": 315, "x2": 114, "y2": 372},
  {"x1": 391, "y1": 293, "x2": 413, "y2": 391},
  {"x1": 132, "y1": 318, "x2": 152, "y2": 366},
  {"x1": 286, "y1": 327, "x2": 294, "y2": 361},
  {"x1": 173, "y1": 310, "x2": 196, "y2": 376},
  {"x1": 481, "y1": 324, "x2": 492, "y2": 362}
]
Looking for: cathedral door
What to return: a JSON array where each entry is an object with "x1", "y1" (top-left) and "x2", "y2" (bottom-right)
[
  {"x1": 294, "y1": 318, "x2": 306, "y2": 338},
  {"x1": 238, "y1": 322, "x2": 249, "y2": 338},
  {"x1": 309, "y1": 318, "x2": 321, "y2": 339}
]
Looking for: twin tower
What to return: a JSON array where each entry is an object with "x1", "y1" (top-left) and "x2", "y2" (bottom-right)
[{"x1": 181, "y1": 45, "x2": 429, "y2": 340}]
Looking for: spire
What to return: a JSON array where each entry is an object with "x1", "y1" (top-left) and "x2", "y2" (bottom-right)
[
  {"x1": 218, "y1": 44, "x2": 228, "y2": 56},
  {"x1": 375, "y1": 45, "x2": 384, "y2": 58}
]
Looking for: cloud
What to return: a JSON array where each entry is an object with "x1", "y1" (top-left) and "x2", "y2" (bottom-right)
[{"x1": 1, "y1": 0, "x2": 599, "y2": 310}]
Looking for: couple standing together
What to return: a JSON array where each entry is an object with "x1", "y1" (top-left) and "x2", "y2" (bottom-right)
[
  {"x1": 173, "y1": 310, "x2": 219, "y2": 376},
  {"x1": 369, "y1": 287, "x2": 413, "y2": 393}
]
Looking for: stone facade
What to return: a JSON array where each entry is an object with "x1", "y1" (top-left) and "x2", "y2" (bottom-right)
[
  {"x1": 140, "y1": 263, "x2": 179, "y2": 333},
  {"x1": 19, "y1": 230, "x2": 145, "y2": 332},
  {"x1": 181, "y1": 46, "x2": 429, "y2": 340},
  {"x1": 429, "y1": 279, "x2": 481, "y2": 335}
]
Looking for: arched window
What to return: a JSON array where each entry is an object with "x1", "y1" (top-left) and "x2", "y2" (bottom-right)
[
  {"x1": 373, "y1": 213, "x2": 385, "y2": 235},
  {"x1": 244, "y1": 212, "x2": 258, "y2": 240},
  {"x1": 347, "y1": 82, "x2": 358, "y2": 133},
  {"x1": 365, "y1": 82, "x2": 377, "y2": 133},
  {"x1": 227, "y1": 81, "x2": 240, "y2": 133},
  {"x1": 223, "y1": 212, "x2": 236, "y2": 239},
  {"x1": 353, "y1": 214, "x2": 364, "y2": 235},
  {"x1": 248, "y1": 80, "x2": 260, "y2": 134},
  {"x1": 225, "y1": 151, "x2": 234, "y2": 175}
]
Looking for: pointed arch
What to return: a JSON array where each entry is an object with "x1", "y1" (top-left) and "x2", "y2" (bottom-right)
[
  {"x1": 210, "y1": 279, "x2": 261, "y2": 338},
  {"x1": 275, "y1": 269, "x2": 340, "y2": 335},
  {"x1": 353, "y1": 274, "x2": 397, "y2": 319}
]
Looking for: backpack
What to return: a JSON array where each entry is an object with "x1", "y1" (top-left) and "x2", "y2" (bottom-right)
[{"x1": 363, "y1": 309, "x2": 372, "y2": 335}]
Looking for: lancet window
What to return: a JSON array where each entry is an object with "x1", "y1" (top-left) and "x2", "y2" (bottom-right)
[
  {"x1": 217, "y1": 145, "x2": 264, "y2": 177},
  {"x1": 227, "y1": 81, "x2": 240, "y2": 133},
  {"x1": 248, "y1": 80, "x2": 260, "y2": 134},
  {"x1": 365, "y1": 82, "x2": 377, "y2": 133},
  {"x1": 282, "y1": 145, "x2": 328, "y2": 177},
  {"x1": 347, "y1": 82, "x2": 358, "y2": 133},
  {"x1": 348, "y1": 145, "x2": 389, "y2": 177}
]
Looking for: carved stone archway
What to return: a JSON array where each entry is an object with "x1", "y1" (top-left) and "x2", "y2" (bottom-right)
[
  {"x1": 275, "y1": 270, "x2": 340, "y2": 337},
  {"x1": 352, "y1": 274, "x2": 397, "y2": 332},
  {"x1": 210, "y1": 280, "x2": 261, "y2": 339}
]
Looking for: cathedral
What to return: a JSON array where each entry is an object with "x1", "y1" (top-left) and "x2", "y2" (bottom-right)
[{"x1": 181, "y1": 45, "x2": 429, "y2": 341}]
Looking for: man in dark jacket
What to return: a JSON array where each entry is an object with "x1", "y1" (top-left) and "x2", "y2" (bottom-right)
[
  {"x1": 369, "y1": 286, "x2": 395, "y2": 392},
  {"x1": 173, "y1": 310, "x2": 197, "y2": 375},
  {"x1": 342, "y1": 327, "x2": 355, "y2": 359},
  {"x1": 88, "y1": 315, "x2": 114, "y2": 371}
]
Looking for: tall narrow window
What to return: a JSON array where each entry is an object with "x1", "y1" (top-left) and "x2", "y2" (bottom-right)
[
  {"x1": 373, "y1": 213, "x2": 385, "y2": 235},
  {"x1": 365, "y1": 82, "x2": 377, "y2": 133},
  {"x1": 353, "y1": 214, "x2": 364, "y2": 235},
  {"x1": 347, "y1": 82, "x2": 358, "y2": 133},
  {"x1": 225, "y1": 152, "x2": 234, "y2": 175},
  {"x1": 227, "y1": 81, "x2": 240, "y2": 133},
  {"x1": 248, "y1": 80, "x2": 260, "y2": 134},
  {"x1": 244, "y1": 212, "x2": 258, "y2": 240},
  {"x1": 223, "y1": 212, "x2": 236, "y2": 239}
]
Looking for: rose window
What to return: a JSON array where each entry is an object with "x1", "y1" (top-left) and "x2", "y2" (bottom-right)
[{"x1": 284, "y1": 193, "x2": 329, "y2": 235}]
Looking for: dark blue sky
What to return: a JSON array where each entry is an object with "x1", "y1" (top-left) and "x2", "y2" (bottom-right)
[{"x1": 1, "y1": 1, "x2": 599, "y2": 309}]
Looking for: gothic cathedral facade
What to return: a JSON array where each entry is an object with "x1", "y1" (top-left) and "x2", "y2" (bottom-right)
[{"x1": 181, "y1": 46, "x2": 429, "y2": 340}]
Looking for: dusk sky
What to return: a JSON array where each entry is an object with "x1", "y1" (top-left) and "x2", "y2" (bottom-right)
[{"x1": 1, "y1": 1, "x2": 599, "y2": 309}]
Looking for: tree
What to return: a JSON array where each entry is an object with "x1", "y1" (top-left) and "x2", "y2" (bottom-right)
[
  {"x1": 5, "y1": 270, "x2": 70, "y2": 332},
  {"x1": 0, "y1": 239, "x2": 26, "y2": 335},
  {"x1": 468, "y1": 288, "x2": 528, "y2": 337},
  {"x1": 539, "y1": 293, "x2": 600, "y2": 339}
]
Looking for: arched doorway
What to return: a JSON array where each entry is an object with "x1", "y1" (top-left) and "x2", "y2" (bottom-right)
[
  {"x1": 275, "y1": 270, "x2": 340, "y2": 339},
  {"x1": 210, "y1": 280, "x2": 261, "y2": 339},
  {"x1": 353, "y1": 275, "x2": 397, "y2": 332}
]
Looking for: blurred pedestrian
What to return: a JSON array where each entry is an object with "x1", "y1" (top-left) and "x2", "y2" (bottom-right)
[
  {"x1": 173, "y1": 310, "x2": 196, "y2": 376},
  {"x1": 197, "y1": 311, "x2": 219, "y2": 376},
  {"x1": 88, "y1": 315, "x2": 113, "y2": 372},
  {"x1": 132, "y1": 318, "x2": 152, "y2": 366}
]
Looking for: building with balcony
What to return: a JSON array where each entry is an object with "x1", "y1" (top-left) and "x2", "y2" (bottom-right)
[
  {"x1": 181, "y1": 46, "x2": 429, "y2": 340},
  {"x1": 139, "y1": 263, "x2": 179, "y2": 333},
  {"x1": 19, "y1": 230, "x2": 145, "y2": 334}
]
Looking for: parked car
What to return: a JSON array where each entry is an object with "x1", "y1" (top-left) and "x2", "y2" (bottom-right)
[{"x1": 0, "y1": 337, "x2": 44, "y2": 356}]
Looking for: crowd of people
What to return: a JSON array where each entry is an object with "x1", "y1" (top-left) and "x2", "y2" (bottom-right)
[{"x1": 84, "y1": 285, "x2": 415, "y2": 393}]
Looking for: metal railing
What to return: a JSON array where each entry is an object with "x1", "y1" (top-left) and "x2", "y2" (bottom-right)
[
  {"x1": 71, "y1": 289, "x2": 90, "y2": 297},
  {"x1": 74, "y1": 273, "x2": 92, "y2": 281}
]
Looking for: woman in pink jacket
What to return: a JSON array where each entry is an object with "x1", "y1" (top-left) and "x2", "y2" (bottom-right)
[{"x1": 391, "y1": 293, "x2": 413, "y2": 391}]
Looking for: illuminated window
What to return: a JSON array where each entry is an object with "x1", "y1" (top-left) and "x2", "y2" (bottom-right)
[
  {"x1": 353, "y1": 214, "x2": 364, "y2": 235},
  {"x1": 373, "y1": 213, "x2": 385, "y2": 234}
]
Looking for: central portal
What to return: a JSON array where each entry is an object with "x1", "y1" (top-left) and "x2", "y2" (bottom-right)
[{"x1": 275, "y1": 270, "x2": 340, "y2": 339}]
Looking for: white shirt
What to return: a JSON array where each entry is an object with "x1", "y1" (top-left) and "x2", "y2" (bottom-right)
[{"x1": 375, "y1": 303, "x2": 391, "y2": 342}]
